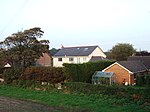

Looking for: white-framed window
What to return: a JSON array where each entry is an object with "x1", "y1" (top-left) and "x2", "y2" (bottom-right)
[
  {"x1": 69, "y1": 58, "x2": 74, "y2": 61},
  {"x1": 58, "y1": 58, "x2": 62, "y2": 61},
  {"x1": 77, "y1": 58, "x2": 80, "y2": 63},
  {"x1": 83, "y1": 57, "x2": 86, "y2": 61}
]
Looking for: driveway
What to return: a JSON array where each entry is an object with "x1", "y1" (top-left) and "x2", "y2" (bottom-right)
[{"x1": 0, "y1": 96, "x2": 71, "y2": 112}]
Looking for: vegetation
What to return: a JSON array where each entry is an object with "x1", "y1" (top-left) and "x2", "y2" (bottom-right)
[
  {"x1": 136, "y1": 74, "x2": 150, "y2": 86},
  {"x1": 63, "y1": 61, "x2": 114, "y2": 82},
  {"x1": 2, "y1": 66, "x2": 65, "y2": 84},
  {"x1": 3, "y1": 68, "x2": 23, "y2": 84},
  {"x1": 64, "y1": 82, "x2": 150, "y2": 100},
  {"x1": 0, "y1": 27, "x2": 49, "y2": 68},
  {"x1": 21, "y1": 66, "x2": 65, "y2": 84},
  {"x1": 0, "y1": 84, "x2": 149, "y2": 112},
  {"x1": 50, "y1": 48, "x2": 60, "y2": 56},
  {"x1": 107, "y1": 43, "x2": 136, "y2": 61}
]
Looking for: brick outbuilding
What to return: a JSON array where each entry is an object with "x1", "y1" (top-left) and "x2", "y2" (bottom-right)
[
  {"x1": 36, "y1": 53, "x2": 52, "y2": 66},
  {"x1": 103, "y1": 61, "x2": 148, "y2": 85}
]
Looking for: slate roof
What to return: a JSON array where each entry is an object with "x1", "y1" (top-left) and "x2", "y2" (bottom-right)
[
  {"x1": 128, "y1": 56, "x2": 150, "y2": 70},
  {"x1": 118, "y1": 61, "x2": 147, "y2": 73},
  {"x1": 54, "y1": 45, "x2": 99, "y2": 56},
  {"x1": 89, "y1": 56, "x2": 108, "y2": 62}
]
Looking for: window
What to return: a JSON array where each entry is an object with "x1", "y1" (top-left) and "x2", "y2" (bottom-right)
[
  {"x1": 69, "y1": 58, "x2": 74, "y2": 61},
  {"x1": 77, "y1": 58, "x2": 80, "y2": 63},
  {"x1": 58, "y1": 58, "x2": 62, "y2": 61},
  {"x1": 83, "y1": 57, "x2": 86, "y2": 61},
  {"x1": 83, "y1": 48, "x2": 88, "y2": 51}
]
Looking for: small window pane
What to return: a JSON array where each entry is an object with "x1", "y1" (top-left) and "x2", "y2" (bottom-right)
[
  {"x1": 83, "y1": 57, "x2": 86, "y2": 61},
  {"x1": 69, "y1": 58, "x2": 74, "y2": 61},
  {"x1": 58, "y1": 58, "x2": 62, "y2": 61}
]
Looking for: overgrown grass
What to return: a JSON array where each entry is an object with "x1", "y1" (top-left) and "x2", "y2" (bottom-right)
[{"x1": 0, "y1": 84, "x2": 149, "y2": 112}]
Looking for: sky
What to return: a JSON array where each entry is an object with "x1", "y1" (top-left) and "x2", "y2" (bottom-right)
[{"x1": 0, "y1": 0, "x2": 150, "y2": 51}]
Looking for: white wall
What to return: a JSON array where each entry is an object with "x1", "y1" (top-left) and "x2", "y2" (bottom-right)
[
  {"x1": 89, "y1": 47, "x2": 106, "y2": 58},
  {"x1": 53, "y1": 46, "x2": 106, "y2": 67},
  {"x1": 53, "y1": 56, "x2": 90, "y2": 67}
]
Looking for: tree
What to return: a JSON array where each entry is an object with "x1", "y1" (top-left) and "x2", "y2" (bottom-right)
[
  {"x1": 0, "y1": 49, "x2": 7, "y2": 68},
  {"x1": 107, "y1": 43, "x2": 136, "y2": 61},
  {"x1": 50, "y1": 48, "x2": 60, "y2": 56},
  {"x1": 134, "y1": 51, "x2": 150, "y2": 56},
  {"x1": 0, "y1": 27, "x2": 50, "y2": 68}
]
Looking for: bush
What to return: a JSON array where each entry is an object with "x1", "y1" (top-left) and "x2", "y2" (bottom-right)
[
  {"x1": 2, "y1": 68, "x2": 23, "y2": 84},
  {"x1": 13, "y1": 80, "x2": 40, "y2": 88},
  {"x1": 63, "y1": 61, "x2": 114, "y2": 83},
  {"x1": 21, "y1": 66, "x2": 65, "y2": 84},
  {"x1": 0, "y1": 67, "x2": 5, "y2": 74},
  {"x1": 64, "y1": 82, "x2": 150, "y2": 101},
  {"x1": 145, "y1": 75, "x2": 150, "y2": 86},
  {"x1": 136, "y1": 74, "x2": 150, "y2": 86}
]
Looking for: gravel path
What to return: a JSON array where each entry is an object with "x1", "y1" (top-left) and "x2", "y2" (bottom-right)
[{"x1": 0, "y1": 96, "x2": 68, "y2": 112}]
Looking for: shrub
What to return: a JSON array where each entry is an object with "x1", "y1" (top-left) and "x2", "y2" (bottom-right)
[
  {"x1": 63, "y1": 61, "x2": 114, "y2": 83},
  {"x1": 3, "y1": 68, "x2": 23, "y2": 84},
  {"x1": 0, "y1": 67, "x2": 4, "y2": 74},
  {"x1": 64, "y1": 82, "x2": 150, "y2": 101},
  {"x1": 136, "y1": 74, "x2": 150, "y2": 86},
  {"x1": 145, "y1": 75, "x2": 150, "y2": 86},
  {"x1": 20, "y1": 66, "x2": 65, "y2": 84}
]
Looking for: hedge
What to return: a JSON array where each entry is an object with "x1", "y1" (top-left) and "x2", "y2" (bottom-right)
[
  {"x1": 20, "y1": 66, "x2": 65, "y2": 84},
  {"x1": 2, "y1": 66, "x2": 65, "y2": 85},
  {"x1": 3, "y1": 68, "x2": 23, "y2": 84},
  {"x1": 64, "y1": 82, "x2": 150, "y2": 101},
  {"x1": 63, "y1": 61, "x2": 114, "y2": 83},
  {"x1": 136, "y1": 74, "x2": 150, "y2": 86}
]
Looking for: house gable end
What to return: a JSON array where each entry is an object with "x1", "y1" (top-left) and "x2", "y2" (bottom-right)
[
  {"x1": 102, "y1": 62, "x2": 133, "y2": 74},
  {"x1": 90, "y1": 46, "x2": 106, "y2": 58}
]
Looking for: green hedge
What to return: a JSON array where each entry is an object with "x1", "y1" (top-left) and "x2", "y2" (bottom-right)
[
  {"x1": 3, "y1": 68, "x2": 23, "y2": 84},
  {"x1": 2, "y1": 67, "x2": 65, "y2": 85},
  {"x1": 63, "y1": 61, "x2": 114, "y2": 83},
  {"x1": 21, "y1": 66, "x2": 65, "y2": 84},
  {"x1": 136, "y1": 74, "x2": 150, "y2": 86},
  {"x1": 64, "y1": 82, "x2": 150, "y2": 101}
]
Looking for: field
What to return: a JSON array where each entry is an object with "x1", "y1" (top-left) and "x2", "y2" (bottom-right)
[{"x1": 0, "y1": 84, "x2": 149, "y2": 112}]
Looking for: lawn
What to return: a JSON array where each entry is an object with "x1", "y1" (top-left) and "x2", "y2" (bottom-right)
[{"x1": 0, "y1": 84, "x2": 149, "y2": 112}]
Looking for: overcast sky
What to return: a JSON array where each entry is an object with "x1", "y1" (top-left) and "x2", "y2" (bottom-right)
[{"x1": 0, "y1": 0, "x2": 150, "y2": 51}]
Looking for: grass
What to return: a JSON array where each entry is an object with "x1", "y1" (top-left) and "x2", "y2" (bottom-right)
[{"x1": 0, "y1": 84, "x2": 149, "y2": 112}]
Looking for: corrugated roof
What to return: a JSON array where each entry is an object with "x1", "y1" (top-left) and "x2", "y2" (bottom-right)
[
  {"x1": 54, "y1": 45, "x2": 98, "y2": 56},
  {"x1": 128, "y1": 56, "x2": 150, "y2": 70},
  {"x1": 118, "y1": 61, "x2": 147, "y2": 73}
]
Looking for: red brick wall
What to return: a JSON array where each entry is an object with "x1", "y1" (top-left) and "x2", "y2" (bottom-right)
[
  {"x1": 36, "y1": 53, "x2": 51, "y2": 66},
  {"x1": 104, "y1": 64, "x2": 131, "y2": 85}
]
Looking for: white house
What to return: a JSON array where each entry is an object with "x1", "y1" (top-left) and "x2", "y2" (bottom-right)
[{"x1": 52, "y1": 45, "x2": 106, "y2": 67}]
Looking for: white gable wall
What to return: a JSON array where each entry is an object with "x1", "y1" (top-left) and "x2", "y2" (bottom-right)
[
  {"x1": 89, "y1": 47, "x2": 106, "y2": 58},
  {"x1": 53, "y1": 46, "x2": 106, "y2": 67}
]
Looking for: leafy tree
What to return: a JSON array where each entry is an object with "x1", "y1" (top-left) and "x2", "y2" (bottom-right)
[
  {"x1": 107, "y1": 43, "x2": 136, "y2": 61},
  {"x1": 50, "y1": 48, "x2": 60, "y2": 56},
  {"x1": 0, "y1": 49, "x2": 7, "y2": 68},
  {"x1": 134, "y1": 51, "x2": 150, "y2": 56},
  {"x1": 0, "y1": 27, "x2": 49, "y2": 68}
]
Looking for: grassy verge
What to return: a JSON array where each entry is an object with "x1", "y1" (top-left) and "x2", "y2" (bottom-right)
[{"x1": 0, "y1": 84, "x2": 149, "y2": 112}]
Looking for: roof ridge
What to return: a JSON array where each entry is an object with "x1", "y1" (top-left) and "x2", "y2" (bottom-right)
[{"x1": 62, "y1": 45, "x2": 98, "y2": 48}]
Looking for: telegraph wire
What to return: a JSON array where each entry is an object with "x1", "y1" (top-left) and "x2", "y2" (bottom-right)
[{"x1": 0, "y1": 0, "x2": 29, "y2": 37}]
